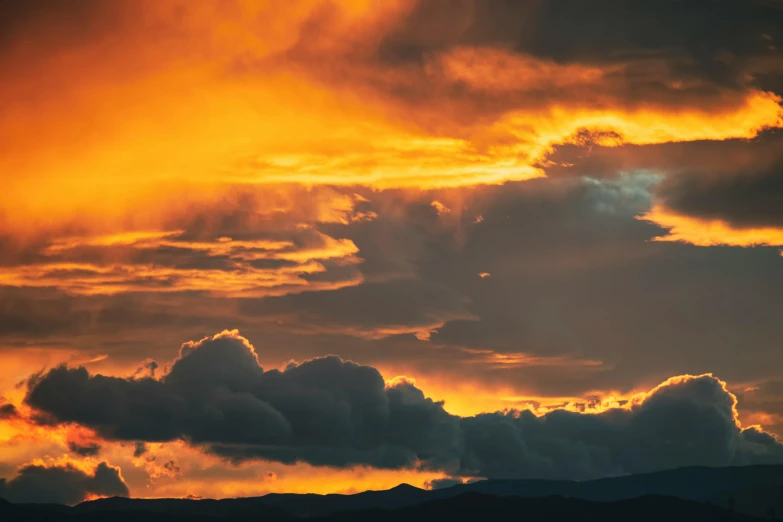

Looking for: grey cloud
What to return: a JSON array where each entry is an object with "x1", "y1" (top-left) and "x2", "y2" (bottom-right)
[
  {"x1": 263, "y1": 0, "x2": 783, "y2": 137},
  {"x1": 133, "y1": 359, "x2": 159, "y2": 379},
  {"x1": 380, "y1": 0, "x2": 783, "y2": 92},
  {"x1": 255, "y1": 5, "x2": 781, "y2": 154},
  {"x1": 388, "y1": 178, "x2": 783, "y2": 397},
  {"x1": 657, "y1": 156, "x2": 783, "y2": 229},
  {"x1": 132, "y1": 441, "x2": 148, "y2": 458},
  {"x1": 0, "y1": 402, "x2": 17, "y2": 419},
  {"x1": 67, "y1": 441, "x2": 101, "y2": 457},
  {"x1": 0, "y1": 0, "x2": 112, "y2": 49},
  {"x1": 459, "y1": 375, "x2": 783, "y2": 480},
  {"x1": 25, "y1": 332, "x2": 460, "y2": 470},
  {"x1": 544, "y1": 130, "x2": 783, "y2": 181},
  {"x1": 0, "y1": 287, "x2": 232, "y2": 345},
  {"x1": 0, "y1": 462, "x2": 128, "y2": 505},
  {"x1": 543, "y1": 130, "x2": 783, "y2": 230},
  {"x1": 23, "y1": 332, "x2": 783, "y2": 480},
  {"x1": 742, "y1": 426, "x2": 781, "y2": 446},
  {"x1": 4, "y1": 178, "x2": 782, "y2": 412},
  {"x1": 425, "y1": 477, "x2": 463, "y2": 490},
  {"x1": 163, "y1": 460, "x2": 180, "y2": 474},
  {"x1": 238, "y1": 279, "x2": 474, "y2": 338},
  {"x1": 0, "y1": 287, "x2": 91, "y2": 338}
]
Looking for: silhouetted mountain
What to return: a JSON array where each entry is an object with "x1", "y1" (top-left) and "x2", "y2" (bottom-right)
[
  {"x1": 446, "y1": 465, "x2": 783, "y2": 516},
  {"x1": 72, "y1": 496, "x2": 293, "y2": 520},
  {"x1": 0, "y1": 498, "x2": 52, "y2": 521},
  {"x1": 2, "y1": 465, "x2": 782, "y2": 521},
  {"x1": 256, "y1": 464, "x2": 783, "y2": 518},
  {"x1": 16, "y1": 503, "x2": 73, "y2": 515},
  {"x1": 1, "y1": 492, "x2": 772, "y2": 522},
  {"x1": 316, "y1": 493, "x2": 770, "y2": 522},
  {"x1": 258, "y1": 483, "x2": 432, "y2": 517},
  {"x1": 1, "y1": 496, "x2": 294, "y2": 521}
]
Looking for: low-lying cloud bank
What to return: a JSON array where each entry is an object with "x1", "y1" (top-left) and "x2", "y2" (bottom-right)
[
  {"x1": 0, "y1": 462, "x2": 128, "y2": 505},
  {"x1": 24, "y1": 331, "x2": 783, "y2": 481}
]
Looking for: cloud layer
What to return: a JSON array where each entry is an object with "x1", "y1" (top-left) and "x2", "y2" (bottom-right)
[
  {"x1": 24, "y1": 331, "x2": 783, "y2": 481},
  {"x1": 1, "y1": 0, "x2": 781, "y2": 232}
]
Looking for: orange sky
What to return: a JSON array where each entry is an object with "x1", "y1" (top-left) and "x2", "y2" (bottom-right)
[{"x1": 1, "y1": 0, "x2": 783, "y2": 503}]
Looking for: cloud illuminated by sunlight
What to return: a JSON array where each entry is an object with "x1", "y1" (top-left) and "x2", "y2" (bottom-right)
[
  {"x1": 642, "y1": 205, "x2": 783, "y2": 248},
  {"x1": 1, "y1": 1, "x2": 781, "y2": 233},
  {"x1": 0, "y1": 230, "x2": 362, "y2": 296}
]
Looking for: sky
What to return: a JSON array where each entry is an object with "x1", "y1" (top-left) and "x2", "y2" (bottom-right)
[{"x1": 1, "y1": 0, "x2": 783, "y2": 504}]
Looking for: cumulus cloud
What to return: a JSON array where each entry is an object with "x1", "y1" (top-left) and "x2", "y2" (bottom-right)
[
  {"x1": 23, "y1": 331, "x2": 783, "y2": 480},
  {"x1": 25, "y1": 331, "x2": 460, "y2": 470},
  {"x1": 0, "y1": 461, "x2": 128, "y2": 505},
  {"x1": 458, "y1": 375, "x2": 783, "y2": 480}
]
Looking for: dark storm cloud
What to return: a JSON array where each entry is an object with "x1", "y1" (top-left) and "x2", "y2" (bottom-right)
[
  {"x1": 25, "y1": 331, "x2": 461, "y2": 470},
  {"x1": 238, "y1": 279, "x2": 474, "y2": 338},
  {"x1": 67, "y1": 441, "x2": 101, "y2": 457},
  {"x1": 0, "y1": 462, "x2": 128, "y2": 505},
  {"x1": 524, "y1": 0, "x2": 783, "y2": 95},
  {"x1": 23, "y1": 331, "x2": 783, "y2": 480},
  {"x1": 544, "y1": 131, "x2": 782, "y2": 181},
  {"x1": 458, "y1": 376, "x2": 783, "y2": 480},
  {"x1": 0, "y1": 176, "x2": 778, "y2": 410},
  {"x1": 256, "y1": 1, "x2": 781, "y2": 146},
  {"x1": 425, "y1": 477, "x2": 463, "y2": 490},
  {"x1": 314, "y1": 179, "x2": 783, "y2": 401},
  {"x1": 0, "y1": 0, "x2": 110, "y2": 46},
  {"x1": 453, "y1": 212, "x2": 782, "y2": 394},
  {"x1": 0, "y1": 185, "x2": 474, "y2": 346},
  {"x1": 0, "y1": 287, "x2": 91, "y2": 338},
  {"x1": 380, "y1": 0, "x2": 783, "y2": 92},
  {"x1": 421, "y1": 177, "x2": 662, "y2": 357},
  {"x1": 0, "y1": 402, "x2": 18, "y2": 420},
  {"x1": 0, "y1": 286, "x2": 250, "y2": 366},
  {"x1": 656, "y1": 156, "x2": 783, "y2": 228},
  {"x1": 133, "y1": 441, "x2": 148, "y2": 458},
  {"x1": 4, "y1": 177, "x2": 781, "y2": 405},
  {"x1": 742, "y1": 425, "x2": 781, "y2": 447},
  {"x1": 544, "y1": 129, "x2": 783, "y2": 230}
]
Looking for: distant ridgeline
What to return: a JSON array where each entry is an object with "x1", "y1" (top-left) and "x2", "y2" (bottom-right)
[{"x1": 2, "y1": 465, "x2": 783, "y2": 521}]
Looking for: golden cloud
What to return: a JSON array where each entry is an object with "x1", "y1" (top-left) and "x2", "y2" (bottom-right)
[
  {"x1": 642, "y1": 205, "x2": 783, "y2": 248},
  {"x1": 1, "y1": 0, "x2": 780, "y2": 233},
  {"x1": 0, "y1": 229, "x2": 362, "y2": 297}
]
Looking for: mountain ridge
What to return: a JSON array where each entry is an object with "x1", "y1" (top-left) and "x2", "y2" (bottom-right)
[
  {"x1": 3, "y1": 465, "x2": 782, "y2": 520},
  {"x1": 1, "y1": 492, "x2": 774, "y2": 522}
]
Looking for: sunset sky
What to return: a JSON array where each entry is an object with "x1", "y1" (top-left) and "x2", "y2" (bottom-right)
[{"x1": 2, "y1": 0, "x2": 783, "y2": 505}]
